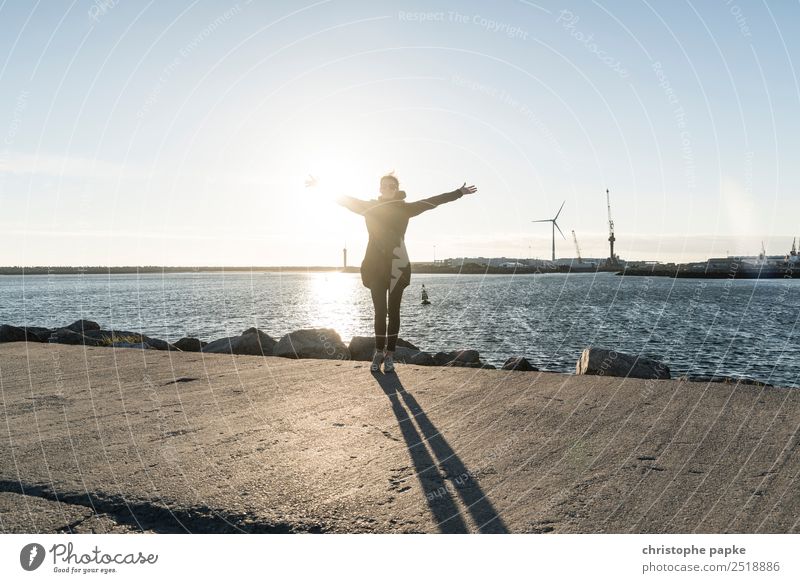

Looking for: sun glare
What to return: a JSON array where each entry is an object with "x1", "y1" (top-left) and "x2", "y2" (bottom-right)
[
  {"x1": 310, "y1": 270, "x2": 355, "y2": 299},
  {"x1": 301, "y1": 138, "x2": 380, "y2": 201},
  {"x1": 308, "y1": 271, "x2": 361, "y2": 340}
]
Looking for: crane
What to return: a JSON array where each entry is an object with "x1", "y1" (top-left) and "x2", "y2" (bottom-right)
[{"x1": 571, "y1": 230, "x2": 583, "y2": 264}]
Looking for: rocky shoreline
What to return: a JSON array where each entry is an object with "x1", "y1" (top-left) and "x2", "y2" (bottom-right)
[{"x1": 0, "y1": 319, "x2": 777, "y2": 387}]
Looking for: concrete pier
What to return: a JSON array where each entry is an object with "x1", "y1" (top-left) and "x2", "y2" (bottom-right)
[{"x1": 1, "y1": 343, "x2": 797, "y2": 533}]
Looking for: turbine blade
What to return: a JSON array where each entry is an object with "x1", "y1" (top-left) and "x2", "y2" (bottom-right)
[
  {"x1": 531, "y1": 219, "x2": 552, "y2": 223},
  {"x1": 554, "y1": 200, "x2": 566, "y2": 220},
  {"x1": 555, "y1": 221, "x2": 566, "y2": 239}
]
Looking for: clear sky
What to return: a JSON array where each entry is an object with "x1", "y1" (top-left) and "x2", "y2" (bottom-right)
[{"x1": 1, "y1": 0, "x2": 798, "y2": 266}]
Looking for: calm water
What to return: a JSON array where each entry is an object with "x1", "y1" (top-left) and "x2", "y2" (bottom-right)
[{"x1": 1, "y1": 271, "x2": 799, "y2": 387}]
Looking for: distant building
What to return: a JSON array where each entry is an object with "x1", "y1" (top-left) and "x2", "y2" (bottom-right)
[{"x1": 448, "y1": 256, "x2": 535, "y2": 267}]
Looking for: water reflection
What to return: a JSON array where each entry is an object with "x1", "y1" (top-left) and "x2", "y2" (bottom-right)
[{"x1": 307, "y1": 271, "x2": 363, "y2": 341}]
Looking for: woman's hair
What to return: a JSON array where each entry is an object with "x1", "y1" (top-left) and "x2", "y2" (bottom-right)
[
  {"x1": 380, "y1": 173, "x2": 399, "y2": 187},
  {"x1": 379, "y1": 172, "x2": 404, "y2": 199}
]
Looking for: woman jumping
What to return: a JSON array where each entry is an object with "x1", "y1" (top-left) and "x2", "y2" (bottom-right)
[{"x1": 336, "y1": 174, "x2": 477, "y2": 373}]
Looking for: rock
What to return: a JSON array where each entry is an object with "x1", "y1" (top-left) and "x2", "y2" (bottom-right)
[
  {"x1": 392, "y1": 346, "x2": 436, "y2": 366},
  {"x1": 349, "y1": 336, "x2": 432, "y2": 365},
  {"x1": 81, "y1": 330, "x2": 178, "y2": 351},
  {"x1": 23, "y1": 327, "x2": 52, "y2": 342},
  {"x1": 274, "y1": 328, "x2": 349, "y2": 360},
  {"x1": 49, "y1": 328, "x2": 104, "y2": 346},
  {"x1": 396, "y1": 338, "x2": 420, "y2": 351},
  {"x1": 202, "y1": 328, "x2": 276, "y2": 356},
  {"x1": 348, "y1": 336, "x2": 420, "y2": 361},
  {"x1": 174, "y1": 337, "x2": 206, "y2": 352},
  {"x1": 201, "y1": 336, "x2": 239, "y2": 354},
  {"x1": 576, "y1": 347, "x2": 670, "y2": 380},
  {"x1": 433, "y1": 349, "x2": 481, "y2": 366},
  {"x1": 679, "y1": 375, "x2": 772, "y2": 387},
  {"x1": 82, "y1": 330, "x2": 116, "y2": 341},
  {"x1": 49, "y1": 321, "x2": 105, "y2": 345},
  {"x1": 446, "y1": 361, "x2": 487, "y2": 369},
  {"x1": 111, "y1": 342, "x2": 152, "y2": 349},
  {"x1": 347, "y1": 336, "x2": 375, "y2": 361},
  {"x1": 47, "y1": 329, "x2": 73, "y2": 344},
  {"x1": 0, "y1": 324, "x2": 28, "y2": 343},
  {"x1": 502, "y1": 357, "x2": 538, "y2": 371},
  {"x1": 140, "y1": 336, "x2": 178, "y2": 351},
  {"x1": 432, "y1": 349, "x2": 491, "y2": 369},
  {"x1": 64, "y1": 320, "x2": 101, "y2": 334},
  {"x1": 0, "y1": 324, "x2": 52, "y2": 343},
  {"x1": 236, "y1": 327, "x2": 277, "y2": 356}
]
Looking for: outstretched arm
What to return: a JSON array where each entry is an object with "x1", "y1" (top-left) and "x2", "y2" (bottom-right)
[
  {"x1": 405, "y1": 183, "x2": 477, "y2": 217},
  {"x1": 335, "y1": 195, "x2": 372, "y2": 216}
]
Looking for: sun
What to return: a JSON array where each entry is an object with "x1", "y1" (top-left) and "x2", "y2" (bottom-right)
[
  {"x1": 304, "y1": 159, "x2": 365, "y2": 202},
  {"x1": 291, "y1": 151, "x2": 375, "y2": 260}
]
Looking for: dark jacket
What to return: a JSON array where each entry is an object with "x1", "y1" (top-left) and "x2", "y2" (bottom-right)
[{"x1": 337, "y1": 189, "x2": 464, "y2": 293}]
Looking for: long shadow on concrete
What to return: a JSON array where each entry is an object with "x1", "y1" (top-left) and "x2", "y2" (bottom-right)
[
  {"x1": 372, "y1": 371, "x2": 508, "y2": 533},
  {"x1": 0, "y1": 479, "x2": 322, "y2": 533}
]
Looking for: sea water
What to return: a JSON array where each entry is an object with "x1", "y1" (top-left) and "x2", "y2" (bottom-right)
[{"x1": 1, "y1": 271, "x2": 798, "y2": 387}]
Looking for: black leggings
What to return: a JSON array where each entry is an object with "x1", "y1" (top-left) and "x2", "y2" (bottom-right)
[{"x1": 370, "y1": 285, "x2": 405, "y2": 351}]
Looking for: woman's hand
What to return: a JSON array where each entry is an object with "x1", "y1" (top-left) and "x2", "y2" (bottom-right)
[{"x1": 458, "y1": 182, "x2": 478, "y2": 195}]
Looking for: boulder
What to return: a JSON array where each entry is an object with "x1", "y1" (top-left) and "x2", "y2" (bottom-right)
[
  {"x1": 432, "y1": 349, "x2": 492, "y2": 369},
  {"x1": 140, "y1": 336, "x2": 178, "y2": 351},
  {"x1": 679, "y1": 375, "x2": 772, "y2": 387},
  {"x1": 0, "y1": 324, "x2": 52, "y2": 343},
  {"x1": 236, "y1": 327, "x2": 277, "y2": 355},
  {"x1": 64, "y1": 320, "x2": 101, "y2": 334},
  {"x1": 348, "y1": 336, "x2": 375, "y2": 360},
  {"x1": 446, "y1": 361, "x2": 488, "y2": 369},
  {"x1": 201, "y1": 336, "x2": 238, "y2": 354},
  {"x1": 81, "y1": 329, "x2": 178, "y2": 351},
  {"x1": 274, "y1": 328, "x2": 349, "y2": 360},
  {"x1": 111, "y1": 342, "x2": 152, "y2": 349},
  {"x1": 0, "y1": 324, "x2": 28, "y2": 343},
  {"x1": 348, "y1": 336, "x2": 420, "y2": 361},
  {"x1": 49, "y1": 328, "x2": 104, "y2": 346},
  {"x1": 576, "y1": 347, "x2": 670, "y2": 380},
  {"x1": 392, "y1": 346, "x2": 436, "y2": 366},
  {"x1": 502, "y1": 357, "x2": 538, "y2": 371},
  {"x1": 82, "y1": 330, "x2": 115, "y2": 341},
  {"x1": 202, "y1": 327, "x2": 276, "y2": 356},
  {"x1": 433, "y1": 349, "x2": 481, "y2": 366},
  {"x1": 24, "y1": 326, "x2": 52, "y2": 342},
  {"x1": 174, "y1": 337, "x2": 206, "y2": 352},
  {"x1": 396, "y1": 338, "x2": 420, "y2": 351},
  {"x1": 348, "y1": 336, "x2": 420, "y2": 360}
]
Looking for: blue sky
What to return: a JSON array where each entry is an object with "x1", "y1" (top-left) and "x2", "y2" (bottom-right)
[{"x1": 1, "y1": 0, "x2": 798, "y2": 266}]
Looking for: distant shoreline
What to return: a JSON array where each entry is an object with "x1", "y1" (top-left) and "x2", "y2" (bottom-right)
[
  {"x1": 3, "y1": 265, "x2": 799, "y2": 278},
  {"x1": 0, "y1": 266, "x2": 352, "y2": 275},
  {"x1": 0, "y1": 264, "x2": 596, "y2": 276}
]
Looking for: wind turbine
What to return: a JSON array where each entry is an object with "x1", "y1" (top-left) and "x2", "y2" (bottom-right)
[{"x1": 532, "y1": 201, "x2": 566, "y2": 262}]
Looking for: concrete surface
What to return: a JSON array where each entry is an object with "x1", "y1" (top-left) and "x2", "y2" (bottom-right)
[{"x1": 1, "y1": 342, "x2": 798, "y2": 533}]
